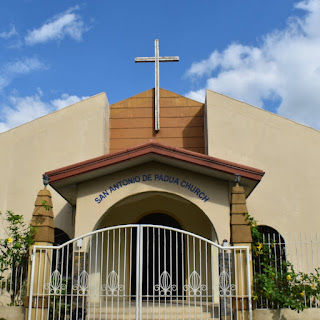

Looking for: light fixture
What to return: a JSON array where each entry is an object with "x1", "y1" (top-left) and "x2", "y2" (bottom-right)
[
  {"x1": 43, "y1": 174, "x2": 50, "y2": 186},
  {"x1": 234, "y1": 174, "x2": 241, "y2": 184}
]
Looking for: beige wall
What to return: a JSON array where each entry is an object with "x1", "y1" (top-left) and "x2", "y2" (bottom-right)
[
  {"x1": 253, "y1": 309, "x2": 320, "y2": 320},
  {"x1": 0, "y1": 306, "x2": 24, "y2": 320},
  {"x1": 0, "y1": 93, "x2": 109, "y2": 239},
  {"x1": 73, "y1": 162, "x2": 229, "y2": 305},
  {"x1": 75, "y1": 162, "x2": 231, "y2": 243},
  {"x1": 205, "y1": 89, "x2": 320, "y2": 235}
]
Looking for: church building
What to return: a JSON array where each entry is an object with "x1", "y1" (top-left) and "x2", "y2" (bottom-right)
[
  {"x1": 1, "y1": 43, "x2": 320, "y2": 320},
  {"x1": 1, "y1": 87, "x2": 319, "y2": 242}
]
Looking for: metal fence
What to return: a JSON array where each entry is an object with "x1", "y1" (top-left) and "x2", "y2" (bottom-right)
[
  {"x1": 28, "y1": 225, "x2": 252, "y2": 320},
  {"x1": 0, "y1": 260, "x2": 28, "y2": 306},
  {"x1": 253, "y1": 232, "x2": 320, "y2": 309},
  {"x1": 2, "y1": 230, "x2": 320, "y2": 315}
]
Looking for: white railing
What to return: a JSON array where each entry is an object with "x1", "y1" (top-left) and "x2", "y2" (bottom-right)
[
  {"x1": 253, "y1": 232, "x2": 320, "y2": 309},
  {"x1": 28, "y1": 225, "x2": 252, "y2": 320},
  {"x1": 0, "y1": 260, "x2": 28, "y2": 306}
]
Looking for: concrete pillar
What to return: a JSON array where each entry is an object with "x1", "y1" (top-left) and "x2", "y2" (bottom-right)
[
  {"x1": 25, "y1": 187, "x2": 55, "y2": 320},
  {"x1": 230, "y1": 183, "x2": 253, "y2": 319}
]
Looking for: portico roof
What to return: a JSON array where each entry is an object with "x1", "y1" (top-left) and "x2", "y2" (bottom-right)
[{"x1": 44, "y1": 141, "x2": 264, "y2": 204}]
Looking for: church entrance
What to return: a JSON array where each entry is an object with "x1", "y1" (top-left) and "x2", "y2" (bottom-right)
[{"x1": 131, "y1": 213, "x2": 184, "y2": 300}]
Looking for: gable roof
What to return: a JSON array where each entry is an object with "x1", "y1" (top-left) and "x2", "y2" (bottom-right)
[
  {"x1": 45, "y1": 141, "x2": 264, "y2": 204},
  {"x1": 109, "y1": 88, "x2": 205, "y2": 154}
]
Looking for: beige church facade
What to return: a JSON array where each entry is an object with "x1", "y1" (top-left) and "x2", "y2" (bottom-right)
[
  {"x1": 1, "y1": 88, "x2": 320, "y2": 320},
  {"x1": 1, "y1": 88, "x2": 319, "y2": 239}
]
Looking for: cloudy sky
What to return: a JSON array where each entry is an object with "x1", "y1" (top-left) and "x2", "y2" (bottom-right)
[{"x1": 0, "y1": 0, "x2": 320, "y2": 132}]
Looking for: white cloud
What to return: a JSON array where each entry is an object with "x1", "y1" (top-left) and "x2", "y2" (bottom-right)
[
  {"x1": 0, "y1": 93, "x2": 53, "y2": 133},
  {"x1": 25, "y1": 6, "x2": 88, "y2": 45},
  {"x1": 3, "y1": 57, "x2": 45, "y2": 74},
  {"x1": 0, "y1": 92, "x2": 89, "y2": 133},
  {"x1": 0, "y1": 57, "x2": 46, "y2": 91},
  {"x1": 185, "y1": 0, "x2": 320, "y2": 129},
  {"x1": 0, "y1": 24, "x2": 18, "y2": 39},
  {"x1": 51, "y1": 93, "x2": 89, "y2": 110}
]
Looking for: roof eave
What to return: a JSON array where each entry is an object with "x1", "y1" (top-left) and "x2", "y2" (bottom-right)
[{"x1": 45, "y1": 142, "x2": 264, "y2": 204}]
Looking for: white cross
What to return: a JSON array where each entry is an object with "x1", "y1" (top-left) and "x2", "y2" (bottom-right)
[{"x1": 135, "y1": 39, "x2": 179, "y2": 132}]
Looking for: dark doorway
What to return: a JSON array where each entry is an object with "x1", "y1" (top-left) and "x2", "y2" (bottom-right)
[
  {"x1": 53, "y1": 228, "x2": 72, "y2": 275},
  {"x1": 131, "y1": 213, "x2": 185, "y2": 300}
]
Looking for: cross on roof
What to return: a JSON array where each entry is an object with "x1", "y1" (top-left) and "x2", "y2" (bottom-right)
[{"x1": 135, "y1": 39, "x2": 179, "y2": 132}]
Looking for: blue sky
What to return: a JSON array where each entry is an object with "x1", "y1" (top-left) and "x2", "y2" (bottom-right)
[{"x1": 0, "y1": 0, "x2": 320, "y2": 132}]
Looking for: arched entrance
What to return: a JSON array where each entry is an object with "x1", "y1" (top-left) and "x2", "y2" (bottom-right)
[
  {"x1": 95, "y1": 191, "x2": 218, "y2": 243},
  {"x1": 131, "y1": 213, "x2": 184, "y2": 300},
  {"x1": 94, "y1": 192, "x2": 220, "y2": 306}
]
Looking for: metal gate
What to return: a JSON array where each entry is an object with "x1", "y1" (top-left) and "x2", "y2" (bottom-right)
[{"x1": 28, "y1": 225, "x2": 252, "y2": 320}]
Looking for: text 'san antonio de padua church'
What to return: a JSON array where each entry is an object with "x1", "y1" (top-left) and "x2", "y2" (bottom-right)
[{"x1": 1, "y1": 40, "x2": 320, "y2": 320}]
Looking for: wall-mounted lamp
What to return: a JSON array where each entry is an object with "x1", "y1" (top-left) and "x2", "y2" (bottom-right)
[
  {"x1": 234, "y1": 174, "x2": 241, "y2": 184},
  {"x1": 43, "y1": 174, "x2": 50, "y2": 186}
]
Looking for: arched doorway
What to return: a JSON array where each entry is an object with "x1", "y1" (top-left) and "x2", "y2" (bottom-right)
[
  {"x1": 95, "y1": 192, "x2": 219, "y2": 303},
  {"x1": 96, "y1": 191, "x2": 217, "y2": 243},
  {"x1": 52, "y1": 228, "x2": 72, "y2": 274},
  {"x1": 131, "y1": 213, "x2": 184, "y2": 300}
]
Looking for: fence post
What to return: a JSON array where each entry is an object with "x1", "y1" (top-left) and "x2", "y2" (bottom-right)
[{"x1": 24, "y1": 187, "x2": 55, "y2": 320}]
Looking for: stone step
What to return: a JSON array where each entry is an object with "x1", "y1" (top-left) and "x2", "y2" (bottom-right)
[
  {"x1": 85, "y1": 303, "x2": 220, "y2": 320},
  {"x1": 86, "y1": 305, "x2": 215, "y2": 313},
  {"x1": 86, "y1": 315, "x2": 218, "y2": 320}
]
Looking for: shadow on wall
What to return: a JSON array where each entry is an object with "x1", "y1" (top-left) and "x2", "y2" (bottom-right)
[
  {"x1": 182, "y1": 108, "x2": 205, "y2": 154},
  {"x1": 54, "y1": 203, "x2": 74, "y2": 239}
]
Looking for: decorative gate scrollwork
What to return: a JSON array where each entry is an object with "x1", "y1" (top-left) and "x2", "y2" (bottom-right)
[
  {"x1": 44, "y1": 270, "x2": 66, "y2": 295},
  {"x1": 73, "y1": 270, "x2": 89, "y2": 294},
  {"x1": 184, "y1": 270, "x2": 206, "y2": 296},
  {"x1": 154, "y1": 271, "x2": 177, "y2": 296},
  {"x1": 102, "y1": 270, "x2": 124, "y2": 296}
]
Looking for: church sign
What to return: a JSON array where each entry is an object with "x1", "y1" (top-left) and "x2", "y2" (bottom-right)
[{"x1": 95, "y1": 173, "x2": 210, "y2": 204}]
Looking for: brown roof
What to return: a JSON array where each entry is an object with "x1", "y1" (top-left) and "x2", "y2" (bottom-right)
[{"x1": 45, "y1": 141, "x2": 264, "y2": 184}]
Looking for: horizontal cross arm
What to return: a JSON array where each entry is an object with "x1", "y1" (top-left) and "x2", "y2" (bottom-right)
[
  {"x1": 135, "y1": 56, "x2": 180, "y2": 63},
  {"x1": 135, "y1": 57, "x2": 155, "y2": 63},
  {"x1": 159, "y1": 56, "x2": 179, "y2": 62}
]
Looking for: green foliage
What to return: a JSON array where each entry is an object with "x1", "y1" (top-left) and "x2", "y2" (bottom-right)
[
  {"x1": 41, "y1": 200, "x2": 51, "y2": 211},
  {"x1": 0, "y1": 211, "x2": 34, "y2": 306},
  {"x1": 246, "y1": 214, "x2": 320, "y2": 312},
  {"x1": 0, "y1": 211, "x2": 35, "y2": 275}
]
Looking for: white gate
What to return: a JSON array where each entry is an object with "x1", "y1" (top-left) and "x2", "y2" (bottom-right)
[{"x1": 28, "y1": 225, "x2": 252, "y2": 320}]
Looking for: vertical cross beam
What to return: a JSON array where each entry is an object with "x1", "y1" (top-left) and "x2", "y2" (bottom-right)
[
  {"x1": 154, "y1": 39, "x2": 160, "y2": 132},
  {"x1": 135, "y1": 39, "x2": 179, "y2": 132}
]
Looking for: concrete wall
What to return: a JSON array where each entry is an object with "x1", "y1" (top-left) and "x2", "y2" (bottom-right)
[
  {"x1": 0, "y1": 93, "x2": 109, "y2": 239},
  {"x1": 253, "y1": 308, "x2": 320, "y2": 320},
  {"x1": 205, "y1": 89, "x2": 320, "y2": 235},
  {"x1": 75, "y1": 162, "x2": 230, "y2": 242},
  {"x1": 0, "y1": 306, "x2": 25, "y2": 320}
]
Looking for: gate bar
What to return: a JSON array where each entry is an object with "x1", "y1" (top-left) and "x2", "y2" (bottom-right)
[
  {"x1": 135, "y1": 225, "x2": 141, "y2": 320},
  {"x1": 139, "y1": 225, "x2": 143, "y2": 320},
  {"x1": 246, "y1": 246, "x2": 253, "y2": 320},
  {"x1": 27, "y1": 247, "x2": 36, "y2": 320}
]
